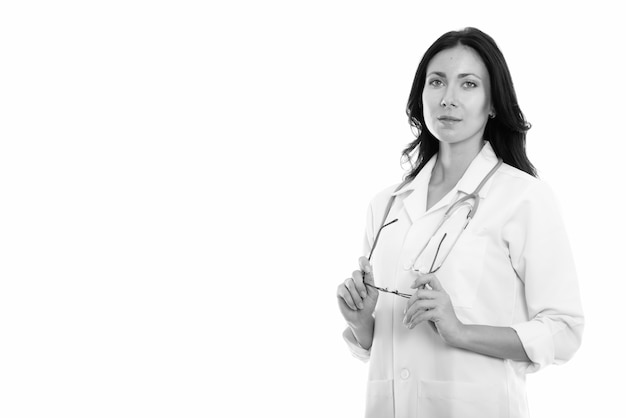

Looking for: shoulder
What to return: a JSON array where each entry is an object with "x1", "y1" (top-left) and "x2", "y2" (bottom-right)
[
  {"x1": 492, "y1": 163, "x2": 562, "y2": 216},
  {"x1": 496, "y1": 163, "x2": 539, "y2": 185},
  {"x1": 368, "y1": 183, "x2": 401, "y2": 209},
  {"x1": 364, "y1": 182, "x2": 404, "y2": 228},
  {"x1": 494, "y1": 163, "x2": 554, "y2": 196}
]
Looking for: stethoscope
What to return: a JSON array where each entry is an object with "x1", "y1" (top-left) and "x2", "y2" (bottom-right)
[
  {"x1": 365, "y1": 158, "x2": 503, "y2": 297},
  {"x1": 410, "y1": 158, "x2": 503, "y2": 273}
]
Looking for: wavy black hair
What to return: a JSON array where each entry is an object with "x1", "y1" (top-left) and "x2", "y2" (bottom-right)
[{"x1": 403, "y1": 27, "x2": 536, "y2": 179}]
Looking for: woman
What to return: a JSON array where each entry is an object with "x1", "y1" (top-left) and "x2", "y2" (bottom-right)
[{"x1": 337, "y1": 27, "x2": 584, "y2": 418}]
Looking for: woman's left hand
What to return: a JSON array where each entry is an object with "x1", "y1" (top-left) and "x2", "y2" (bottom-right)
[{"x1": 403, "y1": 272, "x2": 464, "y2": 345}]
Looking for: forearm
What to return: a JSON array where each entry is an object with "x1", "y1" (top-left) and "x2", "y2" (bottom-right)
[
  {"x1": 348, "y1": 316, "x2": 375, "y2": 350},
  {"x1": 449, "y1": 324, "x2": 530, "y2": 362}
]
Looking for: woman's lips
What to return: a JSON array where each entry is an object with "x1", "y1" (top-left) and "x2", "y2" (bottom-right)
[{"x1": 437, "y1": 116, "x2": 462, "y2": 126}]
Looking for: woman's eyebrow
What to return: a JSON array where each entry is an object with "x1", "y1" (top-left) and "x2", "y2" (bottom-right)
[
  {"x1": 458, "y1": 72, "x2": 482, "y2": 79},
  {"x1": 427, "y1": 71, "x2": 483, "y2": 80},
  {"x1": 427, "y1": 71, "x2": 447, "y2": 78}
]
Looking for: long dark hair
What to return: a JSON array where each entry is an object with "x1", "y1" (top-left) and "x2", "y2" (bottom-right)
[{"x1": 403, "y1": 27, "x2": 536, "y2": 179}]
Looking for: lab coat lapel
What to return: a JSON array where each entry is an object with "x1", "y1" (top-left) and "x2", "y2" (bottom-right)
[
  {"x1": 454, "y1": 142, "x2": 500, "y2": 199},
  {"x1": 394, "y1": 142, "x2": 500, "y2": 224},
  {"x1": 392, "y1": 156, "x2": 436, "y2": 225}
]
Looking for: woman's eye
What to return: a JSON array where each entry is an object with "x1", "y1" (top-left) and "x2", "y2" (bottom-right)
[
  {"x1": 463, "y1": 81, "x2": 478, "y2": 88},
  {"x1": 429, "y1": 79, "x2": 443, "y2": 87}
]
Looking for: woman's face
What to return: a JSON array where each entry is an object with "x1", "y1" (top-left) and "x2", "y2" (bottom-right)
[{"x1": 422, "y1": 45, "x2": 493, "y2": 148}]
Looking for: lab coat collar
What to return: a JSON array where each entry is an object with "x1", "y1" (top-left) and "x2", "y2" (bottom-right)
[
  {"x1": 454, "y1": 141, "x2": 500, "y2": 198},
  {"x1": 391, "y1": 155, "x2": 436, "y2": 197},
  {"x1": 391, "y1": 142, "x2": 501, "y2": 223}
]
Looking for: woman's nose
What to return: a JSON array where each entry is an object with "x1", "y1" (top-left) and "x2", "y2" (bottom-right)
[{"x1": 440, "y1": 86, "x2": 457, "y2": 108}]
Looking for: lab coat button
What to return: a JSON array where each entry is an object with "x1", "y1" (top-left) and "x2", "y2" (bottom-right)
[
  {"x1": 403, "y1": 260, "x2": 413, "y2": 270},
  {"x1": 400, "y1": 369, "x2": 410, "y2": 380}
]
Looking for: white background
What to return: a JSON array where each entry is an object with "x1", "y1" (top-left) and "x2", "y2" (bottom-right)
[{"x1": 0, "y1": 1, "x2": 623, "y2": 417}]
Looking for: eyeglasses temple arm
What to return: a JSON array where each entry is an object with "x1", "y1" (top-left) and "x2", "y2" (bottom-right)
[{"x1": 368, "y1": 218, "x2": 398, "y2": 261}]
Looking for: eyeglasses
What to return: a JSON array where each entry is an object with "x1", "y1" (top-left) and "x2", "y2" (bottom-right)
[
  {"x1": 363, "y1": 159, "x2": 502, "y2": 298},
  {"x1": 363, "y1": 199, "x2": 473, "y2": 298},
  {"x1": 411, "y1": 195, "x2": 476, "y2": 274},
  {"x1": 364, "y1": 218, "x2": 413, "y2": 298}
]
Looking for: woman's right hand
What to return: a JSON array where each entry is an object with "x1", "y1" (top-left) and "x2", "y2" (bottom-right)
[{"x1": 337, "y1": 256, "x2": 379, "y2": 326}]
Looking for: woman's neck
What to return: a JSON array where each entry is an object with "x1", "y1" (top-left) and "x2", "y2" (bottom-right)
[{"x1": 431, "y1": 140, "x2": 484, "y2": 186}]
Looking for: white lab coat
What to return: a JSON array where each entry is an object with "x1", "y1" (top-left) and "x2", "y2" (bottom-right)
[{"x1": 343, "y1": 142, "x2": 584, "y2": 418}]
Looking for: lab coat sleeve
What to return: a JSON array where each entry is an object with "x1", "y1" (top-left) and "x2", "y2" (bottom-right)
[
  {"x1": 342, "y1": 202, "x2": 376, "y2": 362},
  {"x1": 342, "y1": 327, "x2": 371, "y2": 361},
  {"x1": 506, "y1": 181, "x2": 584, "y2": 373}
]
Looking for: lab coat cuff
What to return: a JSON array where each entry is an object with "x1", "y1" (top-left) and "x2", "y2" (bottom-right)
[
  {"x1": 511, "y1": 321, "x2": 554, "y2": 373},
  {"x1": 342, "y1": 327, "x2": 370, "y2": 362}
]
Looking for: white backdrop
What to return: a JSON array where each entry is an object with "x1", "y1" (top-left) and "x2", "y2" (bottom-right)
[{"x1": 1, "y1": 1, "x2": 623, "y2": 417}]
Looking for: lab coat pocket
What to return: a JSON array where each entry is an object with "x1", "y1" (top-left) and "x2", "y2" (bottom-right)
[
  {"x1": 365, "y1": 379, "x2": 394, "y2": 418},
  {"x1": 418, "y1": 380, "x2": 505, "y2": 418},
  {"x1": 437, "y1": 236, "x2": 487, "y2": 309}
]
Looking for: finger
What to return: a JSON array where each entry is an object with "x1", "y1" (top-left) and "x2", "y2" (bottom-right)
[
  {"x1": 351, "y1": 269, "x2": 368, "y2": 300},
  {"x1": 346, "y1": 276, "x2": 365, "y2": 309},
  {"x1": 407, "y1": 307, "x2": 437, "y2": 328},
  {"x1": 404, "y1": 299, "x2": 438, "y2": 323},
  {"x1": 358, "y1": 256, "x2": 372, "y2": 274},
  {"x1": 414, "y1": 288, "x2": 438, "y2": 300},
  {"x1": 337, "y1": 282, "x2": 358, "y2": 311},
  {"x1": 406, "y1": 287, "x2": 437, "y2": 309},
  {"x1": 426, "y1": 275, "x2": 444, "y2": 291},
  {"x1": 404, "y1": 285, "x2": 428, "y2": 313},
  {"x1": 405, "y1": 287, "x2": 421, "y2": 312},
  {"x1": 410, "y1": 272, "x2": 436, "y2": 289},
  {"x1": 358, "y1": 256, "x2": 375, "y2": 285}
]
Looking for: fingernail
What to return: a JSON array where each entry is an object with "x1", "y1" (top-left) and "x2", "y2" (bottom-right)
[
  {"x1": 360, "y1": 291, "x2": 367, "y2": 299},
  {"x1": 358, "y1": 302, "x2": 364, "y2": 309}
]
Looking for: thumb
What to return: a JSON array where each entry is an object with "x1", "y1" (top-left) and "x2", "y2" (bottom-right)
[{"x1": 359, "y1": 256, "x2": 375, "y2": 285}]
